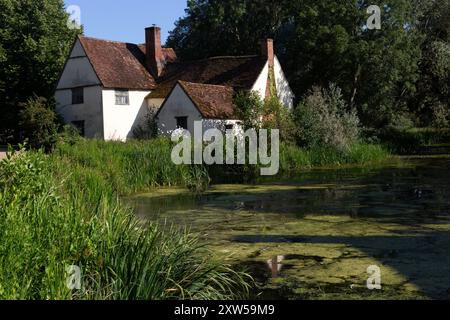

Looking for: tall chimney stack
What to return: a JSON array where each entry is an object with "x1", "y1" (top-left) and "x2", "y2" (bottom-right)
[
  {"x1": 261, "y1": 39, "x2": 274, "y2": 67},
  {"x1": 146, "y1": 26, "x2": 164, "y2": 78}
]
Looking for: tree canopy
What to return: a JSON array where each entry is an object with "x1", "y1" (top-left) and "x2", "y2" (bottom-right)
[
  {"x1": 167, "y1": 0, "x2": 449, "y2": 127},
  {"x1": 0, "y1": 0, "x2": 81, "y2": 143}
]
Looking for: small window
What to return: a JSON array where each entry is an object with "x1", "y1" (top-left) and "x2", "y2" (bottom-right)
[
  {"x1": 71, "y1": 120, "x2": 85, "y2": 137},
  {"x1": 115, "y1": 90, "x2": 129, "y2": 105},
  {"x1": 72, "y1": 88, "x2": 84, "y2": 104},
  {"x1": 225, "y1": 124, "x2": 234, "y2": 131},
  {"x1": 176, "y1": 116, "x2": 188, "y2": 130}
]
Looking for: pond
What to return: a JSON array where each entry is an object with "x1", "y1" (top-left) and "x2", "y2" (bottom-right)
[{"x1": 127, "y1": 155, "x2": 450, "y2": 300}]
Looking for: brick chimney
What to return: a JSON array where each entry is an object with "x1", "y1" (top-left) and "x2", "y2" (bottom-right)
[
  {"x1": 145, "y1": 26, "x2": 164, "y2": 78},
  {"x1": 261, "y1": 39, "x2": 274, "y2": 67}
]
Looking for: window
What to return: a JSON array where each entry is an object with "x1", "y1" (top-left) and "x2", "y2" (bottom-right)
[
  {"x1": 225, "y1": 124, "x2": 234, "y2": 131},
  {"x1": 71, "y1": 88, "x2": 84, "y2": 104},
  {"x1": 176, "y1": 116, "x2": 188, "y2": 130},
  {"x1": 115, "y1": 90, "x2": 129, "y2": 105},
  {"x1": 71, "y1": 120, "x2": 85, "y2": 137}
]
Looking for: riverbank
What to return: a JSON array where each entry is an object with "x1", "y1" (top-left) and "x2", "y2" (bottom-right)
[
  {"x1": 0, "y1": 148, "x2": 250, "y2": 300},
  {"x1": 0, "y1": 138, "x2": 391, "y2": 299},
  {"x1": 56, "y1": 138, "x2": 391, "y2": 191}
]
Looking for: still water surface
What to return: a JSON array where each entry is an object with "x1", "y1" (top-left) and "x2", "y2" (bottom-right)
[{"x1": 128, "y1": 156, "x2": 450, "y2": 299}]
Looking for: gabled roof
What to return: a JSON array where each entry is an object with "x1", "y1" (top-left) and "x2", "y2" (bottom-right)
[
  {"x1": 76, "y1": 35, "x2": 267, "y2": 97},
  {"x1": 176, "y1": 81, "x2": 237, "y2": 120},
  {"x1": 147, "y1": 56, "x2": 267, "y2": 99},
  {"x1": 78, "y1": 36, "x2": 176, "y2": 90}
]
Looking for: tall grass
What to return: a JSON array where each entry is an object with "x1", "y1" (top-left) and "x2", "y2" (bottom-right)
[
  {"x1": 280, "y1": 143, "x2": 390, "y2": 172},
  {"x1": 56, "y1": 138, "x2": 209, "y2": 194},
  {"x1": 0, "y1": 149, "x2": 250, "y2": 300},
  {"x1": 55, "y1": 138, "x2": 390, "y2": 188}
]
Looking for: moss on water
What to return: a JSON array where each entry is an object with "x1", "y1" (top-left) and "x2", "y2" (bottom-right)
[{"x1": 127, "y1": 156, "x2": 450, "y2": 300}]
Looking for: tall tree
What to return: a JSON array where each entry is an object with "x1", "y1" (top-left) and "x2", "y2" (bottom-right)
[
  {"x1": 0, "y1": 0, "x2": 81, "y2": 143},
  {"x1": 166, "y1": 0, "x2": 290, "y2": 60},
  {"x1": 284, "y1": 0, "x2": 423, "y2": 127},
  {"x1": 412, "y1": 0, "x2": 450, "y2": 125},
  {"x1": 168, "y1": 0, "x2": 425, "y2": 128}
]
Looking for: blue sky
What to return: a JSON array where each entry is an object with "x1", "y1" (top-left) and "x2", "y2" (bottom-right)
[{"x1": 63, "y1": 0, "x2": 188, "y2": 44}]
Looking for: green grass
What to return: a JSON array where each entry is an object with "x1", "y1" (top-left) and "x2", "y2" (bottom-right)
[
  {"x1": 0, "y1": 148, "x2": 250, "y2": 300},
  {"x1": 0, "y1": 137, "x2": 391, "y2": 299},
  {"x1": 376, "y1": 127, "x2": 450, "y2": 154},
  {"x1": 56, "y1": 138, "x2": 210, "y2": 194},
  {"x1": 280, "y1": 143, "x2": 391, "y2": 172}
]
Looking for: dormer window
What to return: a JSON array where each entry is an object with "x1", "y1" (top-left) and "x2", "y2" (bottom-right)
[{"x1": 115, "y1": 90, "x2": 129, "y2": 105}]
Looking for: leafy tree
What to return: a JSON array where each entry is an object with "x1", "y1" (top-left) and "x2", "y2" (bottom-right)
[
  {"x1": 0, "y1": 0, "x2": 81, "y2": 144},
  {"x1": 412, "y1": 0, "x2": 450, "y2": 126},
  {"x1": 168, "y1": 0, "x2": 425, "y2": 129},
  {"x1": 167, "y1": 0, "x2": 290, "y2": 60},
  {"x1": 284, "y1": 0, "x2": 422, "y2": 127}
]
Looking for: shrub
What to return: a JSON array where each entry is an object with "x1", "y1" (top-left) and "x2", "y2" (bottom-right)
[
  {"x1": 59, "y1": 124, "x2": 82, "y2": 145},
  {"x1": 234, "y1": 91, "x2": 264, "y2": 129},
  {"x1": 294, "y1": 85, "x2": 360, "y2": 151},
  {"x1": 431, "y1": 102, "x2": 449, "y2": 129},
  {"x1": 263, "y1": 96, "x2": 299, "y2": 144},
  {"x1": 133, "y1": 110, "x2": 158, "y2": 140},
  {"x1": 18, "y1": 96, "x2": 59, "y2": 151}
]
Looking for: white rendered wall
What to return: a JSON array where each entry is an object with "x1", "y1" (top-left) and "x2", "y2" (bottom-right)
[
  {"x1": 56, "y1": 39, "x2": 100, "y2": 89},
  {"x1": 102, "y1": 90, "x2": 151, "y2": 141},
  {"x1": 274, "y1": 56, "x2": 295, "y2": 109},
  {"x1": 156, "y1": 85, "x2": 203, "y2": 136},
  {"x1": 55, "y1": 39, "x2": 104, "y2": 138},
  {"x1": 251, "y1": 62, "x2": 269, "y2": 101},
  {"x1": 156, "y1": 84, "x2": 241, "y2": 136},
  {"x1": 55, "y1": 86, "x2": 104, "y2": 139}
]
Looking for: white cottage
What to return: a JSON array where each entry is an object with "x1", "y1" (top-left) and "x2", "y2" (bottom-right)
[{"x1": 55, "y1": 26, "x2": 294, "y2": 140}]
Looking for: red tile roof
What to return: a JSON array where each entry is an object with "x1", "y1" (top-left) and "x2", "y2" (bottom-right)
[
  {"x1": 78, "y1": 36, "x2": 176, "y2": 90},
  {"x1": 77, "y1": 35, "x2": 268, "y2": 120},
  {"x1": 177, "y1": 81, "x2": 237, "y2": 119},
  {"x1": 147, "y1": 56, "x2": 267, "y2": 99}
]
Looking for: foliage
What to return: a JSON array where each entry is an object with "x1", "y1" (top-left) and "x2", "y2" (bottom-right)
[
  {"x1": 0, "y1": 147, "x2": 251, "y2": 300},
  {"x1": 0, "y1": 0, "x2": 81, "y2": 144},
  {"x1": 294, "y1": 85, "x2": 360, "y2": 151},
  {"x1": 233, "y1": 91, "x2": 265, "y2": 130},
  {"x1": 18, "y1": 96, "x2": 59, "y2": 151},
  {"x1": 263, "y1": 96, "x2": 298, "y2": 144},
  {"x1": 56, "y1": 138, "x2": 211, "y2": 194},
  {"x1": 167, "y1": 0, "x2": 427, "y2": 129},
  {"x1": 167, "y1": 0, "x2": 290, "y2": 60},
  {"x1": 279, "y1": 143, "x2": 390, "y2": 172},
  {"x1": 58, "y1": 124, "x2": 82, "y2": 146},
  {"x1": 413, "y1": 0, "x2": 450, "y2": 126},
  {"x1": 132, "y1": 110, "x2": 159, "y2": 140}
]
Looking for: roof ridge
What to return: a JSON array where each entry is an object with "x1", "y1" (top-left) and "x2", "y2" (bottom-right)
[
  {"x1": 78, "y1": 35, "x2": 138, "y2": 46},
  {"x1": 172, "y1": 55, "x2": 260, "y2": 65},
  {"x1": 178, "y1": 80, "x2": 234, "y2": 90}
]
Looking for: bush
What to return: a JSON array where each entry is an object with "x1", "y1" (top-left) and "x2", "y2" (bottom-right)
[
  {"x1": 234, "y1": 91, "x2": 264, "y2": 129},
  {"x1": 263, "y1": 96, "x2": 299, "y2": 144},
  {"x1": 59, "y1": 124, "x2": 82, "y2": 145},
  {"x1": 294, "y1": 85, "x2": 360, "y2": 151},
  {"x1": 133, "y1": 110, "x2": 158, "y2": 140},
  {"x1": 18, "y1": 96, "x2": 59, "y2": 151}
]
